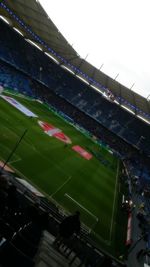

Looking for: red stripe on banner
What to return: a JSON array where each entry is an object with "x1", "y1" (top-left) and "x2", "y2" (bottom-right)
[{"x1": 126, "y1": 212, "x2": 132, "y2": 246}]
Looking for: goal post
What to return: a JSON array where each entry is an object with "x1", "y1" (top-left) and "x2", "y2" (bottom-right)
[{"x1": 64, "y1": 193, "x2": 99, "y2": 233}]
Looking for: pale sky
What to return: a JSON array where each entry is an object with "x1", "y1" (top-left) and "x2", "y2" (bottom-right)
[{"x1": 39, "y1": 0, "x2": 150, "y2": 99}]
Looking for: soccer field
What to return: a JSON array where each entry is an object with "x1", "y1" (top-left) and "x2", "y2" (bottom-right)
[{"x1": 0, "y1": 90, "x2": 127, "y2": 256}]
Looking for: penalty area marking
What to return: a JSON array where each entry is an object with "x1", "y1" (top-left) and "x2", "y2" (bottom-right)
[
  {"x1": 50, "y1": 176, "x2": 72, "y2": 198},
  {"x1": 64, "y1": 193, "x2": 99, "y2": 234},
  {"x1": 108, "y1": 160, "x2": 120, "y2": 243},
  {"x1": 64, "y1": 193, "x2": 98, "y2": 222}
]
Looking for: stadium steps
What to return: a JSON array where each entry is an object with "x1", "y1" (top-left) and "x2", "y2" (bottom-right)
[{"x1": 34, "y1": 231, "x2": 82, "y2": 267}]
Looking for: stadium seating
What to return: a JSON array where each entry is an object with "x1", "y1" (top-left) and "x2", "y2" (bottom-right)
[{"x1": 0, "y1": 60, "x2": 33, "y2": 96}]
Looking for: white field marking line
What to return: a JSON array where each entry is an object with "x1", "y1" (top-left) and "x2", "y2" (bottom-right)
[
  {"x1": 65, "y1": 193, "x2": 98, "y2": 221},
  {"x1": 50, "y1": 176, "x2": 72, "y2": 198},
  {"x1": 108, "y1": 160, "x2": 120, "y2": 243},
  {"x1": 24, "y1": 139, "x2": 37, "y2": 151},
  {"x1": 93, "y1": 231, "x2": 111, "y2": 246},
  {"x1": 8, "y1": 157, "x2": 21, "y2": 164},
  {"x1": 1, "y1": 159, "x2": 66, "y2": 210},
  {"x1": 0, "y1": 155, "x2": 59, "y2": 206}
]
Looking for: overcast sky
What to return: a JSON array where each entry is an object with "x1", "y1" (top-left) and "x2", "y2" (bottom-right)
[{"x1": 39, "y1": 0, "x2": 150, "y2": 99}]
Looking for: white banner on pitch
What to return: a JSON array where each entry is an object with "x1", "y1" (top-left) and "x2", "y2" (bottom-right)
[{"x1": 1, "y1": 95, "x2": 38, "y2": 117}]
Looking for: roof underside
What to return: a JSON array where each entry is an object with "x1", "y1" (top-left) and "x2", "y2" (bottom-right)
[{"x1": 0, "y1": 0, "x2": 150, "y2": 122}]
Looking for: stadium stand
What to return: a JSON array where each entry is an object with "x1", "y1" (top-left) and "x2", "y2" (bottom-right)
[{"x1": 0, "y1": 60, "x2": 33, "y2": 96}]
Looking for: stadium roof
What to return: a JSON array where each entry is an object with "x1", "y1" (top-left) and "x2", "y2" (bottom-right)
[{"x1": 0, "y1": 0, "x2": 150, "y2": 124}]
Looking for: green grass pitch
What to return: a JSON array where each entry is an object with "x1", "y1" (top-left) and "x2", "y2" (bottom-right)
[{"x1": 0, "y1": 90, "x2": 127, "y2": 257}]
